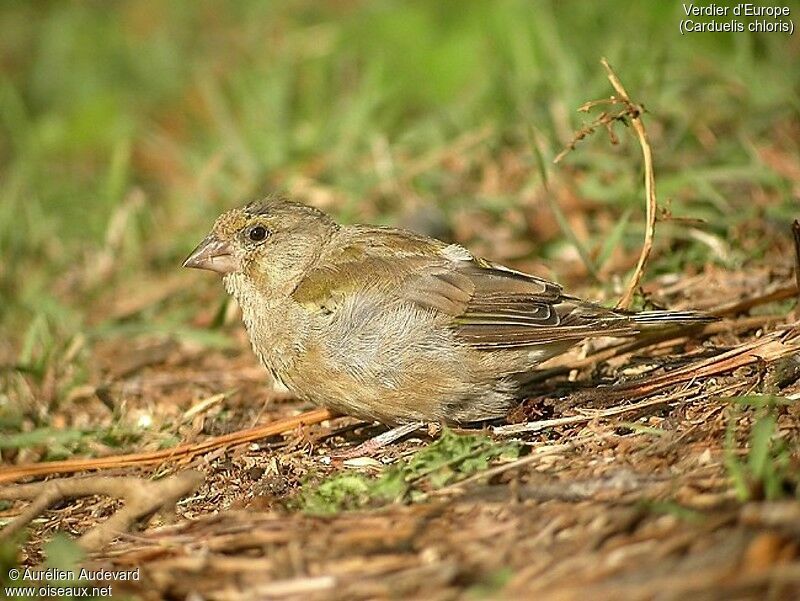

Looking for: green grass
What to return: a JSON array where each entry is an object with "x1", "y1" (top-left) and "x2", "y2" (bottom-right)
[
  {"x1": 301, "y1": 429, "x2": 520, "y2": 514},
  {"x1": 0, "y1": 2, "x2": 797, "y2": 426},
  {"x1": 725, "y1": 395, "x2": 798, "y2": 501}
]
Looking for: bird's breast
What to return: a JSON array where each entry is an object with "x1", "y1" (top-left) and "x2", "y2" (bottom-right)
[{"x1": 224, "y1": 273, "x2": 310, "y2": 377}]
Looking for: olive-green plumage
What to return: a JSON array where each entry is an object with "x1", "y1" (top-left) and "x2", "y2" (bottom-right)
[{"x1": 184, "y1": 197, "x2": 712, "y2": 425}]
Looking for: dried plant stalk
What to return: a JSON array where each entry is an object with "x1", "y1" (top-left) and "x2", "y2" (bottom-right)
[
  {"x1": 0, "y1": 471, "x2": 203, "y2": 551},
  {"x1": 599, "y1": 58, "x2": 658, "y2": 310},
  {"x1": 554, "y1": 58, "x2": 657, "y2": 310},
  {"x1": 0, "y1": 408, "x2": 332, "y2": 485}
]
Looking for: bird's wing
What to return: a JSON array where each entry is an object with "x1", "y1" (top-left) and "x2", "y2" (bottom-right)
[
  {"x1": 293, "y1": 226, "x2": 638, "y2": 349},
  {"x1": 403, "y1": 257, "x2": 641, "y2": 349},
  {"x1": 291, "y1": 225, "x2": 448, "y2": 310}
]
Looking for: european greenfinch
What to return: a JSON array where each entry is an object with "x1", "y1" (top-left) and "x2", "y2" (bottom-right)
[{"x1": 184, "y1": 197, "x2": 712, "y2": 425}]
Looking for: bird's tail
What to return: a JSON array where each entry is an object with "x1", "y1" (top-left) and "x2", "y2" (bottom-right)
[{"x1": 629, "y1": 310, "x2": 717, "y2": 329}]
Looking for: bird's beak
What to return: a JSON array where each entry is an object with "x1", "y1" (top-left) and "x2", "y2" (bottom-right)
[{"x1": 183, "y1": 235, "x2": 238, "y2": 274}]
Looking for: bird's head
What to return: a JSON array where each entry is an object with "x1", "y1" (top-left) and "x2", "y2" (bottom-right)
[{"x1": 183, "y1": 197, "x2": 339, "y2": 293}]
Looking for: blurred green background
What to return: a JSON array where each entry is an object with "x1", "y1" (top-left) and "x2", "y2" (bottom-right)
[{"x1": 0, "y1": 1, "x2": 798, "y2": 391}]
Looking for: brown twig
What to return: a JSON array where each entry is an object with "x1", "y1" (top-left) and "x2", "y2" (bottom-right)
[
  {"x1": 588, "y1": 324, "x2": 798, "y2": 400},
  {"x1": 564, "y1": 313, "x2": 784, "y2": 372},
  {"x1": 552, "y1": 58, "x2": 657, "y2": 310},
  {"x1": 599, "y1": 58, "x2": 657, "y2": 310},
  {"x1": 496, "y1": 325, "x2": 800, "y2": 436},
  {"x1": 552, "y1": 108, "x2": 628, "y2": 164},
  {"x1": 494, "y1": 394, "x2": 678, "y2": 436},
  {"x1": 0, "y1": 471, "x2": 203, "y2": 551},
  {"x1": 792, "y1": 219, "x2": 800, "y2": 318},
  {"x1": 704, "y1": 283, "x2": 799, "y2": 317},
  {"x1": 0, "y1": 407, "x2": 333, "y2": 485}
]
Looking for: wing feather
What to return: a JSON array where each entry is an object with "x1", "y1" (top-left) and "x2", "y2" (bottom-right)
[{"x1": 293, "y1": 227, "x2": 638, "y2": 350}]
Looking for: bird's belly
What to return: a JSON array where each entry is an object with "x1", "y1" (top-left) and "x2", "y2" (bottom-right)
[
  {"x1": 278, "y1": 298, "x2": 531, "y2": 424},
  {"x1": 283, "y1": 339, "x2": 452, "y2": 424}
]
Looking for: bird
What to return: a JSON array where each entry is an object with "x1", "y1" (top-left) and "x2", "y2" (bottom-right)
[{"x1": 184, "y1": 196, "x2": 713, "y2": 430}]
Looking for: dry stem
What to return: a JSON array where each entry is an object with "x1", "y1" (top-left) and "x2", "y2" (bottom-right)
[
  {"x1": 599, "y1": 58, "x2": 658, "y2": 310},
  {"x1": 495, "y1": 325, "x2": 800, "y2": 436},
  {"x1": 792, "y1": 219, "x2": 800, "y2": 318},
  {"x1": 554, "y1": 58, "x2": 657, "y2": 310},
  {"x1": 0, "y1": 407, "x2": 332, "y2": 485},
  {"x1": 0, "y1": 470, "x2": 203, "y2": 551}
]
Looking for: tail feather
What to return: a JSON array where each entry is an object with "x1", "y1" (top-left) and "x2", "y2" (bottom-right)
[{"x1": 629, "y1": 310, "x2": 717, "y2": 329}]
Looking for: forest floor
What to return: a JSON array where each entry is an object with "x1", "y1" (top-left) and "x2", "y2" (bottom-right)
[
  {"x1": 3, "y1": 250, "x2": 800, "y2": 600},
  {"x1": 2, "y1": 4, "x2": 800, "y2": 600}
]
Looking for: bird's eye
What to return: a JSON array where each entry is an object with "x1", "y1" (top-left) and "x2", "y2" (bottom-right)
[{"x1": 248, "y1": 225, "x2": 268, "y2": 242}]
